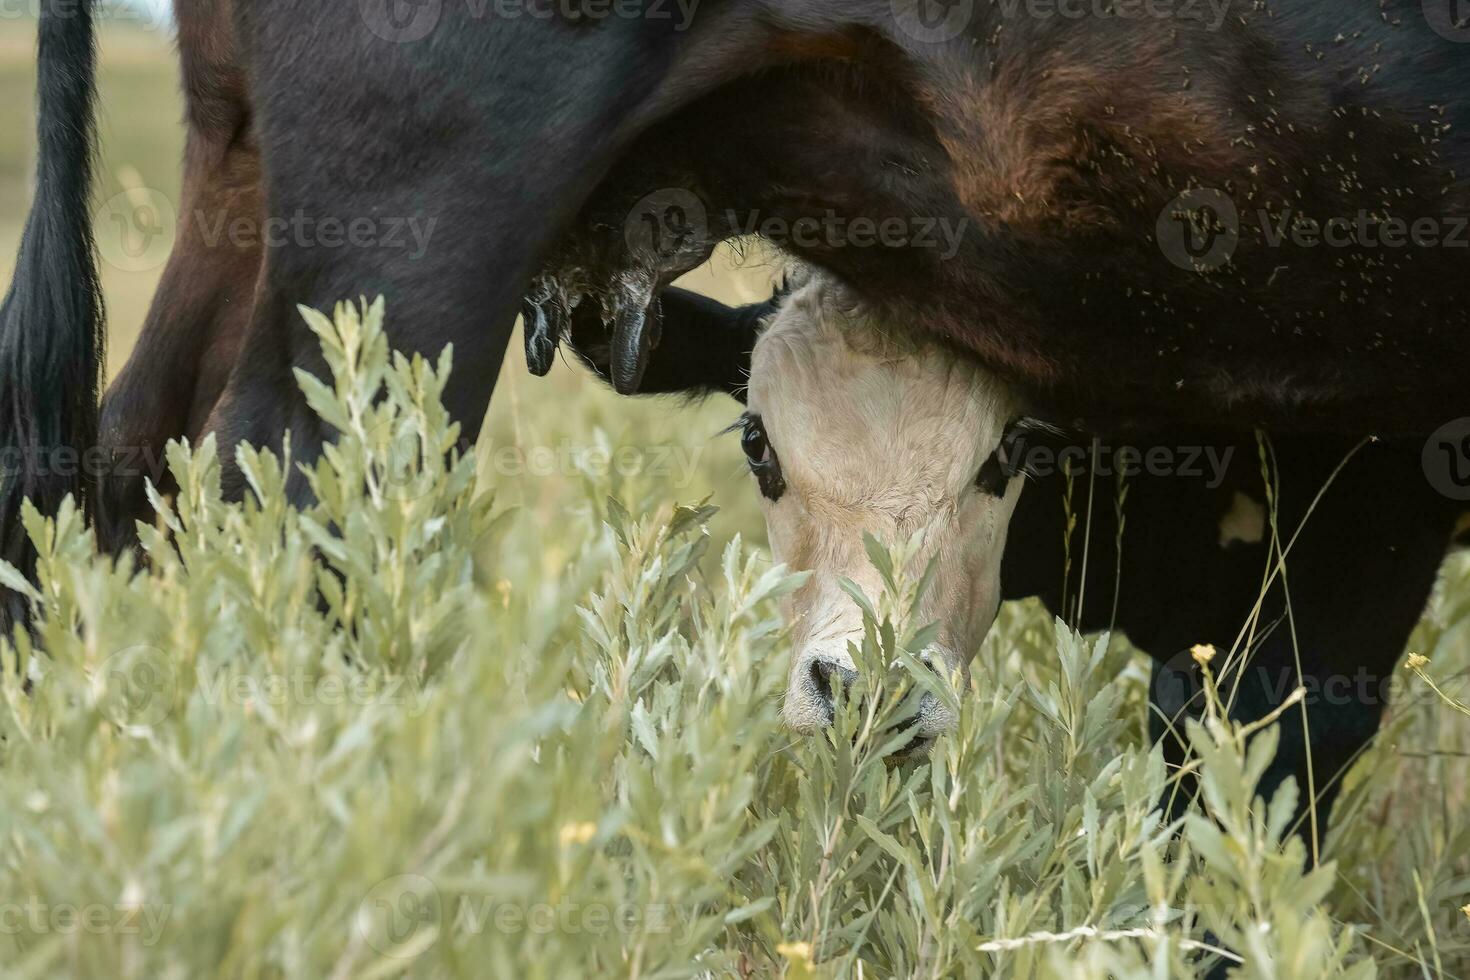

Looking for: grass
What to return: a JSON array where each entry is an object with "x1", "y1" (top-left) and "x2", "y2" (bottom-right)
[
  {"x1": 0, "y1": 20, "x2": 1466, "y2": 980},
  {"x1": 0, "y1": 300, "x2": 1463, "y2": 978}
]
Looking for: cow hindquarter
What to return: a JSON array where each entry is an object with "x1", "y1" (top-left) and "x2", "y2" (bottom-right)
[
  {"x1": 94, "y1": 0, "x2": 878, "y2": 520},
  {"x1": 193, "y1": 1, "x2": 883, "y2": 504}
]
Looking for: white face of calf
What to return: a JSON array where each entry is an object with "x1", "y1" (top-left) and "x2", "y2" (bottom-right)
[{"x1": 740, "y1": 279, "x2": 1025, "y2": 738}]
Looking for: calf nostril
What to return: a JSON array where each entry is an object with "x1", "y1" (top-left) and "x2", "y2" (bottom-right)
[{"x1": 807, "y1": 659, "x2": 858, "y2": 719}]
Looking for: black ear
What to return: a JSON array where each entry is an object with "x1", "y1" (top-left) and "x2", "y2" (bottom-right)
[
  {"x1": 974, "y1": 418, "x2": 1040, "y2": 497},
  {"x1": 565, "y1": 286, "x2": 778, "y2": 403}
]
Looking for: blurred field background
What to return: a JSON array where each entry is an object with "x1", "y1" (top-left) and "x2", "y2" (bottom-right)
[{"x1": 1, "y1": 17, "x2": 1468, "y2": 977}]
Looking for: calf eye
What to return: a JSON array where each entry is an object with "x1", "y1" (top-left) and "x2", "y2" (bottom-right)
[
  {"x1": 741, "y1": 417, "x2": 771, "y2": 466},
  {"x1": 737, "y1": 414, "x2": 787, "y2": 501}
]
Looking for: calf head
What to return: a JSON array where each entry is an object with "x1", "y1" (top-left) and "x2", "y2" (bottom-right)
[
  {"x1": 740, "y1": 279, "x2": 1024, "y2": 737},
  {"x1": 557, "y1": 272, "x2": 1026, "y2": 742}
]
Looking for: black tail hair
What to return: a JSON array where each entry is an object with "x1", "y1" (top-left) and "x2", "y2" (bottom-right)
[{"x1": 0, "y1": 0, "x2": 104, "y2": 632}]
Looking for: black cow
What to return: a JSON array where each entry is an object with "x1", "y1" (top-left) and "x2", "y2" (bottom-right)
[{"x1": 0, "y1": 1, "x2": 1465, "y2": 695}]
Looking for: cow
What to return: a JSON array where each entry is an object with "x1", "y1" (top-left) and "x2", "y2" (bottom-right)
[
  {"x1": 566, "y1": 271, "x2": 1465, "y2": 850},
  {"x1": 525, "y1": 2, "x2": 1469, "y2": 436}
]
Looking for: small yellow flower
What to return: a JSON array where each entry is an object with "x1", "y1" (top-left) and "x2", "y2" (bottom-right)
[
  {"x1": 1461, "y1": 903, "x2": 1470, "y2": 923},
  {"x1": 776, "y1": 941, "x2": 815, "y2": 968},
  {"x1": 1406, "y1": 653, "x2": 1430, "y2": 671},
  {"x1": 558, "y1": 822, "x2": 597, "y2": 847},
  {"x1": 1190, "y1": 644, "x2": 1217, "y2": 668}
]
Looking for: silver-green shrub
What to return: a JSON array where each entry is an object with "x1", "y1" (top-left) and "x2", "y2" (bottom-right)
[{"x1": 0, "y1": 300, "x2": 1463, "y2": 978}]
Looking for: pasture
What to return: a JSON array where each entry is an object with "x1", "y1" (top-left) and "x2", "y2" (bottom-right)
[{"x1": 0, "y1": 19, "x2": 1468, "y2": 979}]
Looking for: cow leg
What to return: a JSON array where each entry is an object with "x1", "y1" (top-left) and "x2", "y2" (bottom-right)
[
  {"x1": 198, "y1": 160, "x2": 533, "y2": 504},
  {"x1": 1146, "y1": 440, "x2": 1455, "y2": 847},
  {"x1": 1005, "y1": 433, "x2": 1454, "y2": 848},
  {"x1": 98, "y1": 135, "x2": 262, "y2": 543},
  {"x1": 96, "y1": 1, "x2": 259, "y2": 548}
]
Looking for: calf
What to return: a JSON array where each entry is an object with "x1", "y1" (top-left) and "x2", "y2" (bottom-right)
[
  {"x1": 736, "y1": 275, "x2": 1024, "y2": 737},
  {"x1": 570, "y1": 274, "x2": 1463, "y2": 840}
]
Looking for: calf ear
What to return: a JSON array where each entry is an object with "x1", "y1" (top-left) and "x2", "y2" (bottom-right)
[{"x1": 565, "y1": 287, "x2": 778, "y2": 403}]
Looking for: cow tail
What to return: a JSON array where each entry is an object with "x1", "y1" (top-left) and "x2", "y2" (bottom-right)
[{"x1": 0, "y1": 0, "x2": 104, "y2": 630}]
